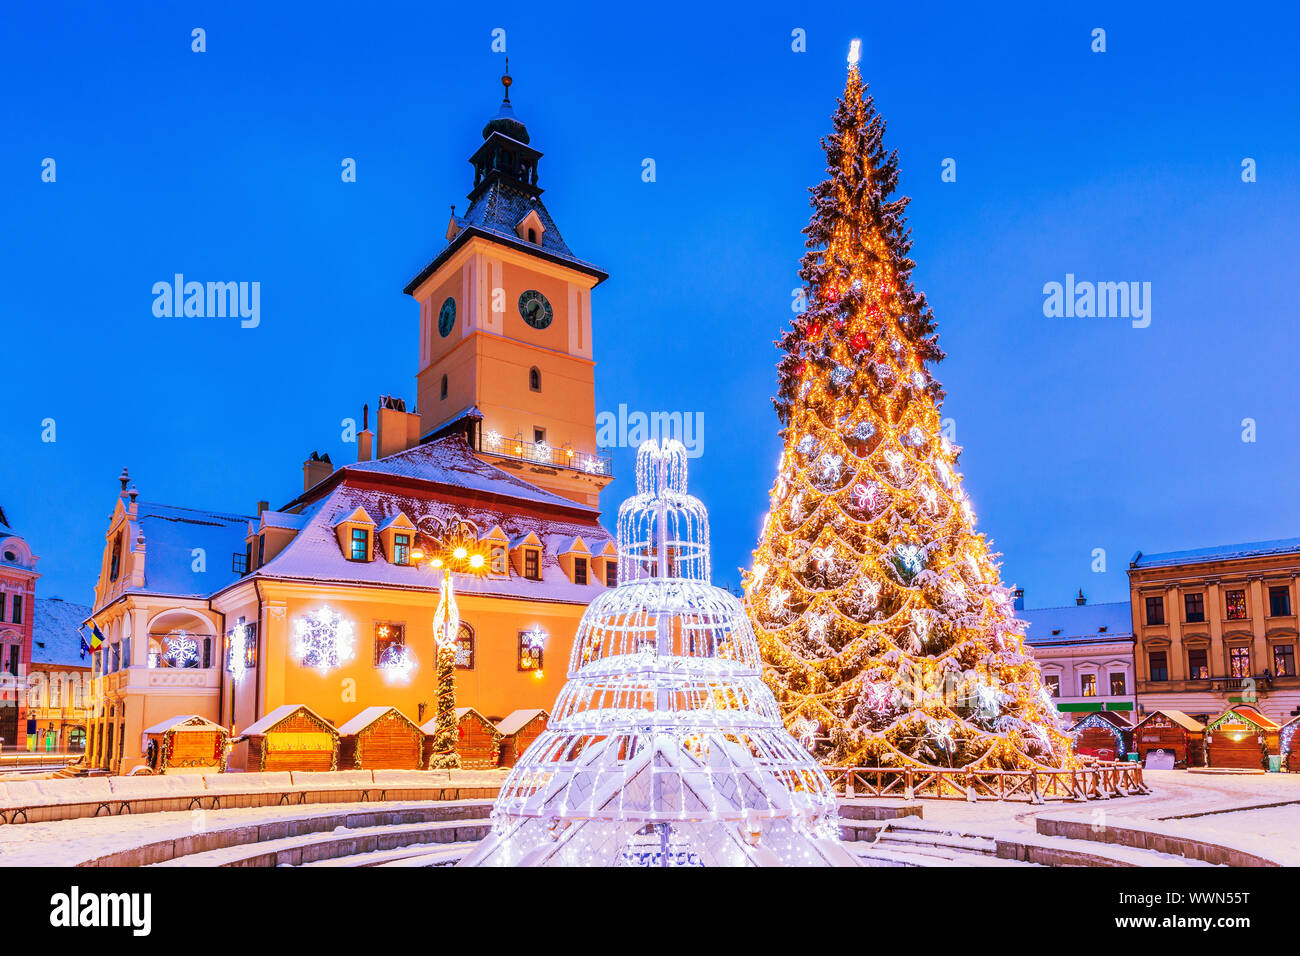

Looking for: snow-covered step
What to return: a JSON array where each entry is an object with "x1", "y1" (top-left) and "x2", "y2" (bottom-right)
[
  {"x1": 300, "y1": 840, "x2": 478, "y2": 868},
  {"x1": 150, "y1": 817, "x2": 491, "y2": 867},
  {"x1": 874, "y1": 827, "x2": 998, "y2": 857}
]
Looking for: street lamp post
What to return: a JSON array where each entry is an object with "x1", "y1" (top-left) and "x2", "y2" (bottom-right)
[{"x1": 412, "y1": 518, "x2": 486, "y2": 770}]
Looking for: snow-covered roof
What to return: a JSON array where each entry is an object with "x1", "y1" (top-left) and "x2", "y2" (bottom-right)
[
  {"x1": 31, "y1": 597, "x2": 91, "y2": 666},
  {"x1": 406, "y1": 180, "x2": 606, "y2": 296},
  {"x1": 342, "y1": 437, "x2": 597, "y2": 515},
  {"x1": 1133, "y1": 709, "x2": 1204, "y2": 733},
  {"x1": 142, "y1": 714, "x2": 227, "y2": 736},
  {"x1": 259, "y1": 510, "x2": 307, "y2": 531},
  {"x1": 251, "y1": 476, "x2": 612, "y2": 603},
  {"x1": 496, "y1": 708, "x2": 547, "y2": 736},
  {"x1": 1132, "y1": 536, "x2": 1300, "y2": 569},
  {"x1": 336, "y1": 706, "x2": 417, "y2": 736},
  {"x1": 239, "y1": 704, "x2": 336, "y2": 738},
  {"x1": 1021, "y1": 601, "x2": 1133, "y2": 646},
  {"x1": 1210, "y1": 704, "x2": 1279, "y2": 731},
  {"x1": 1071, "y1": 710, "x2": 1132, "y2": 730},
  {"x1": 134, "y1": 501, "x2": 254, "y2": 597},
  {"x1": 427, "y1": 707, "x2": 495, "y2": 734}
]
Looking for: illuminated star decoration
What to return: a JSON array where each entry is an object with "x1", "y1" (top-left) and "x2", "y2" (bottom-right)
[{"x1": 293, "y1": 606, "x2": 356, "y2": 674}]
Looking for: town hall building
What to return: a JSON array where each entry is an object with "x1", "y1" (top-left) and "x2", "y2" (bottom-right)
[{"x1": 84, "y1": 70, "x2": 619, "y2": 774}]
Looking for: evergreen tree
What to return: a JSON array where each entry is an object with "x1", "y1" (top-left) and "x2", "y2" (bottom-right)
[{"x1": 745, "y1": 55, "x2": 1073, "y2": 771}]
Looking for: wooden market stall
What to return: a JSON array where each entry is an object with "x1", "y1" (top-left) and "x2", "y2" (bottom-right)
[
  {"x1": 1131, "y1": 709, "x2": 1204, "y2": 767},
  {"x1": 237, "y1": 704, "x2": 339, "y2": 773},
  {"x1": 141, "y1": 715, "x2": 230, "y2": 774},
  {"x1": 497, "y1": 708, "x2": 548, "y2": 767},
  {"x1": 1069, "y1": 711, "x2": 1132, "y2": 761},
  {"x1": 337, "y1": 706, "x2": 424, "y2": 770},
  {"x1": 1205, "y1": 704, "x2": 1279, "y2": 770},
  {"x1": 421, "y1": 708, "x2": 501, "y2": 769},
  {"x1": 1282, "y1": 714, "x2": 1300, "y2": 773}
]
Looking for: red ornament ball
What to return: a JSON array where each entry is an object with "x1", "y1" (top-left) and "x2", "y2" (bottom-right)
[{"x1": 851, "y1": 332, "x2": 869, "y2": 353}]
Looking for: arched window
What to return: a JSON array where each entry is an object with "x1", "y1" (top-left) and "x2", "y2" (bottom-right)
[
  {"x1": 455, "y1": 622, "x2": 475, "y2": 670},
  {"x1": 440, "y1": 374, "x2": 448, "y2": 400},
  {"x1": 109, "y1": 533, "x2": 122, "y2": 582},
  {"x1": 528, "y1": 366, "x2": 541, "y2": 392}
]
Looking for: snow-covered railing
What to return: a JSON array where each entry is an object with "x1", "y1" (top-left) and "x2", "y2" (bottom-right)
[
  {"x1": 479, "y1": 432, "x2": 612, "y2": 477},
  {"x1": 0, "y1": 769, "x2": 505, "y2": 825},
  {"x1": 825, "y1": 763, "x2": 1148, "y2": 804}
]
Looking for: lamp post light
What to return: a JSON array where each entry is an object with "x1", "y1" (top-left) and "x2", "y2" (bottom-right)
[{"x1": 411, "y1": 517, "x2": 486, "y2": 770}]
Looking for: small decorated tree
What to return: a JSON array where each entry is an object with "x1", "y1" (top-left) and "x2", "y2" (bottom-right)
[{"x1": 745, "y1": 44, "x2": 1073, "y2": 771}]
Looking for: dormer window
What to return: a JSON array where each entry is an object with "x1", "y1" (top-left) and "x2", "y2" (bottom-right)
[
  {"x1": 515, "y1": 209, "x2": 546, "y2": 245},
  {"x1": 524, "y1": 550, "x2": 540, "y2": 580},
  {"x1": 377, "y1": 512, "x2": 416, "y2": 566},
  {"x1": 605, "y1": 561, "x2": 617, "y2": 587},
  {"x1": 335, "y1": 507, "x2": 377, "y2": 563},
  {"x1": 350, "y1": 527, "x2": 370, "y2": 561},
  {"x1": 574, "y1": 557, "x2": 588, "y2": 585}
]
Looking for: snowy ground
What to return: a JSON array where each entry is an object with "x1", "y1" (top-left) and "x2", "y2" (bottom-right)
[
  {"x1": 3, "y1": 770, "x2": 1298, "y2": 866},
  {"x1": 0, "y1": 798, "x2": 491, "y2": 867},
  {"x1": 846, "y1": 770, "x2": 1300, "y2": 864}
]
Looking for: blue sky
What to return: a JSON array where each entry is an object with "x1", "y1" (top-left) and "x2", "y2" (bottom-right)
[{"x1": 2, "y1": 1, "x2": 1298, "y2": 609}]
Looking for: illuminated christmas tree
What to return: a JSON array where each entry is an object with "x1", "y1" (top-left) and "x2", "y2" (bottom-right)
[{"x1": 744, "y1": 43, "x2": 1073, "y2": 771}]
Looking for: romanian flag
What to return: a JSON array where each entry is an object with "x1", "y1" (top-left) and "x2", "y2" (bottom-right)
[{"x1": 80, "y1": 623, "x2": 105, "y2": 660}]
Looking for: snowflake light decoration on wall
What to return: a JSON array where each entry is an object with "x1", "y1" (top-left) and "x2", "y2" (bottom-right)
[
  {"x1": 379, "y1": 643, "x2": 416, "y2": 683},
  {"x1": 163, "y1": 632, "x2": 199, "y2": 668},
  {"x1": 293, "y1": 606, "x2": 356, "y2": 675}
]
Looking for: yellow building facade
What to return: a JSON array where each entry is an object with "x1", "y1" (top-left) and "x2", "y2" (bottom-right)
[{"x1": 85, "y1": 70, "x2": 617, "y2": 774}]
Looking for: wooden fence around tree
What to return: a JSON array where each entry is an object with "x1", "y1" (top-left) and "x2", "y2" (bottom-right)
[{"x1": 823, "y1": 764, "x2": 1147, "y2": 803}]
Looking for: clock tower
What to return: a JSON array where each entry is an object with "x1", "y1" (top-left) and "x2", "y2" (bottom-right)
[{"x1": 404, "y1": 67, "x2": 612, "y2": 509}]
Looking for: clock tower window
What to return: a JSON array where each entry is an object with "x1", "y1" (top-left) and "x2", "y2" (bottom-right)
[
  {"x1": 529, "y1": 367, "x2": 541, "y2": 392},
  {"x1": 440, "y1": 374, "x2": 448, "y2": 400}
]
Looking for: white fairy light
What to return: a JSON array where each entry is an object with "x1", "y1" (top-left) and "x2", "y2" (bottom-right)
[
  {"x1": 227, "y1": 623, "x2": 249, "y2": 684},
  {"x1": 463, "y1": 439, "x2": 842, "y2": 867},
  {"x1": 379, "y1": 643, "x2": 416, "y2": 683}
]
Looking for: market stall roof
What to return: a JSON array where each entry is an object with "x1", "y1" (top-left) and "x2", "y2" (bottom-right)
[{"x1": 1133, "y1": 709, "x2": 1204, "y2": 733}]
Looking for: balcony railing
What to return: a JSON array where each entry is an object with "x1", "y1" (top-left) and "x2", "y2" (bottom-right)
[{"x1": 480, "y1": 431, "x2": 612, "y2": 477}]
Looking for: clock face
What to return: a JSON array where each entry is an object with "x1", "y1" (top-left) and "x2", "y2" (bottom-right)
[
  {"x1": 518, "y1": 289, "x2": 553, "y2": 330},
  {"x1": 438, "y1": 297, "x2": 456, "y2": 337}
]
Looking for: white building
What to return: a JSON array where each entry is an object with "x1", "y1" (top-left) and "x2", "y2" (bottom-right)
[{"x1": 1020, "y1": 591, "x2": 1137, "y2": 725}]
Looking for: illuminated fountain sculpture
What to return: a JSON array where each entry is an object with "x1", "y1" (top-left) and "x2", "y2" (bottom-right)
[{"x1": 461, "y1": 439, "x2": 852, "y2": 867}]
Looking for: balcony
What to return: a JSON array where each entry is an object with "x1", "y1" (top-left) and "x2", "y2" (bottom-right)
[{"x1": 479, "y1": 431, "x2": 612, "y2": 478}]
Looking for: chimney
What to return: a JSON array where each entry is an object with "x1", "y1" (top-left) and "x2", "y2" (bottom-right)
[
  {"x1": 376, "y1": 394, "x2": 420, "y2": 459},
  {"x1": 1076, "y1": 588, "x2": 1087, "y2": 606},
  {"x1": 358, "y1": 402, "x2": 374, "y2": 462},
  {"x1": 303, "y1": 451, "x2": 333, "y2": 492},
  {"x1": 1012, "y1": 588, "x2": 1025, "y2": 611},
  {"x1": 257, "y1": 500, "x2": 269, "y2": 516}
]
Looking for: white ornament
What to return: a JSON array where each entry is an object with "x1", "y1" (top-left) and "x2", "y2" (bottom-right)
[
  {"x1": 227, "y1": 623, "x2": 249, "y2": 684},
  {"x1": 768, "y1": 586, "x2": 790, "y2": 616},
  {"x1": 883, "y1": 449, "x2": 906, "y2": 478},
  {"x1": 816, "y1": 453, "x2": 843, "y2": 482}
]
